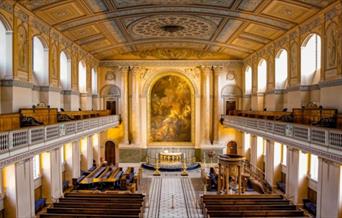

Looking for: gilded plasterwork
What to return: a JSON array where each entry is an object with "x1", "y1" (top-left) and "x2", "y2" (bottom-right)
[{"x1": 150, "y1": 75, "x2": 192, "y2": 143}]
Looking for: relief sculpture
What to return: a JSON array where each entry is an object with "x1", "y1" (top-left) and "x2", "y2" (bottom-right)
[
  {"x1": 17, "y1": 25, "x2": 28, "y2": 71},
  {"x1": 326, "y1": 23, "x2": 337, "y2": 69},
  {"x1": 290, "y1": 43, "x2": 297, "y2": 78},
  {"x1": 150, "y1": 75, "x2": 192, "y2": 142}
]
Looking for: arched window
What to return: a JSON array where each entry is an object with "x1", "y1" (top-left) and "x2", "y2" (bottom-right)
[
  {"x1": 60, "y1": 51, "x2": 71, "y2": 90},
  {"x1": 78, "y1": 61, "x2": 87, "y2": 93},
  {"x1": 258, "y1": 59, "x2": 267, "y2": 93},
  {"x1": 301, "y1": 34, "x2": 321, "y2": 85},
  {"x1": 0, "y1": 19, "x2": 12, "y2": 79},
  {"x1": 91, "y1": 68, "x2": 97, "y2": 94},
  {"x1": 244, "y1": 66, "x2": 252, "y2": 95},
  {"x1": 275, "y1": 49, "x2": 288, "y2": 89},
  {"x1": 33, "y1": 36, "x2": 48, "y2": 85}
]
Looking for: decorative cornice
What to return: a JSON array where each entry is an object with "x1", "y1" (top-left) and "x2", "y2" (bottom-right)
[
  {"x1": 319, "y1": 78, "x2": 342, "y2": 88},
  {"x1": 62, "y1": 90, "x2": 80, "y2": 95},
  {"x1": 100, "y1": 60, "x2": 243, "y2": 68},
  {"x1": 1, "y1": 79, "x2": 33, "y2": 88}
]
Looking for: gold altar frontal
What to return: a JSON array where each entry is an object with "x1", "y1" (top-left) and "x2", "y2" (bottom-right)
[{"x1": 159, "y1": 151, "x2": 183, "y2": 163}]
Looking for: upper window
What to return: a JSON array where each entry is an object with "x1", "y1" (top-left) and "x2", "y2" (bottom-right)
[
  {"x1": 244, "y1": 133, "x2": 251, "y2": 152},
  {"x1": 301, "y1": 34, "x2": 321, "y2": 85},
  {"x1": 0, "y1": 19, "x2": 12, "y2": 79},
  {"x1": 33, "y1": 154, "x2": 40, "y2": 179},
  {"x1": 310, "y1": 154, "x2": 318, "y2": 181},
  {"x1": 91, "y1": 68, "x2": 97, "y2": 95},
  {"x1": 245, "y1": 66, "x2": 252, "y2": 95},
  {"x1": 60, "y1": 51, "x2": 71, "y2": 90},
  {"x1": 257, "y1": 59, "x2": 267, "y2": 93},
  {"x1": 78, "y1": 61, "x2": 87, "y2": 93},
  {"x1": 33, "y1": 36, "x2": 49, "y2": 85},
  {"x1": 275, "y1": 49, "x2": 288, "y2": 89},
  {"x1": 61, "y1": 145, "x2": 64, "y2": 165},
  {"x1": 282, "y1": 144, "x2": 287, "y2": 166}
]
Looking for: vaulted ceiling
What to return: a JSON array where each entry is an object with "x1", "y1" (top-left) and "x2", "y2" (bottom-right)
[{"x1": 18, "y1": 0, "x2": 336, "y2": 60}]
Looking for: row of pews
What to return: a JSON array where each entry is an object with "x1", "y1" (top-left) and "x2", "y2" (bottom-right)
[
  {"x1": 75, "y1": 164, "x2": 140, "y2": 192},
  {"x1": 201, "y1": 194, "x2": 307, "y2": 218},
  {"x1": 0, "y1": 107, "x2": 112, "y2": 132},
  {"x1": 40, "y1": 192, "x2": 145, "y2": 218}
]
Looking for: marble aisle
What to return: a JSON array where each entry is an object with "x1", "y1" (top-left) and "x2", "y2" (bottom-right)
[{"x1": 145, "y1": 176, "x2": 202, "y2": 218}]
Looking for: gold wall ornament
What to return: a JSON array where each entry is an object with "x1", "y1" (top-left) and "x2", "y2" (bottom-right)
[{"x1": 126, "y1": 48, "x2": 230, "y2": 60}]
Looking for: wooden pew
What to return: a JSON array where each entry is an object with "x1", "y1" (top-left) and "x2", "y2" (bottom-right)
[
  {"x1": 58, "y1": 110, "x2": 110, "y2": 120},
  {"x1": 53, "y1": 202, "x2": 142, "y2": 209},
  {"x1": 19, "y1": 108, "x2": 58, "y2": 125},
  {"x1": 206, "y1": 210, "x2": 305, "y2": 217},
  {"x1": 46, "y1": 207, "x2": 141, "y2": 215},
  {"x1": 0, "y1": 113, "x2": 20, "y2": 132},
  {"x1": 40, "y1": 214, "x2": 139, "y2": 218},
  {"x1": 42, "y1": 192, "x2": 145, "y2": 218}
]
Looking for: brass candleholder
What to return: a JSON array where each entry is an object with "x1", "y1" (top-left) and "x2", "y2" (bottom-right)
[
  {"x1": 181, "y1": 159, "x2": 188, "y2": 176},
  {"x1": 153, "y1": 158, "x2": 161, "y2": 176}
]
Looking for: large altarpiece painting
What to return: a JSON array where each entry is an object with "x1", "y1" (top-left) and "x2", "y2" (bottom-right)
[{"x1": 150, "y1": 75, "x2": 192, "y2": 143}]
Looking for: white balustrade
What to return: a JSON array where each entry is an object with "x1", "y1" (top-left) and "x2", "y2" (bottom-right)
[
  {"x1": 0, "y1": 115, "x2": 120, "y2": 157},
  {"x1": 223, "y1": 115, "x2": 342, "y2": 162}
]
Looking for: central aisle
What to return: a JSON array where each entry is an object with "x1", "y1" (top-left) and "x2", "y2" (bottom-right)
[{"x1": 145, "y1": 176, "x2": 202, "y2": 218}]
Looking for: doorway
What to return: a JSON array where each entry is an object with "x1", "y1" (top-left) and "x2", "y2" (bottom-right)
[
  {"x1": 105, "y1": 141, "x2": 116, "y2": 165},
  {"x1": 226, "y1": 101, "x2": 236, "y2": 115},
  {"x1": 106, "y1": 101, "x2": 116, "y2": 115}
]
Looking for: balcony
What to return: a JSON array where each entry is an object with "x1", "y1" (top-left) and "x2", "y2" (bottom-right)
[
  {"x1": 0, "y1": 115, "x2": 120, "y2": 167},
  {"x1": 222, "y1": 115, "x2": 342, "y2": 163}
]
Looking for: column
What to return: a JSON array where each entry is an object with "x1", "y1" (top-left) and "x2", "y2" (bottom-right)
[
  {"x1": 121, "y1": 67, "x2": 129, "y2": 144},
  {"x1": 316, "y1": 158, "x2": 342, "y2": 218},
  {"x1": 265, "y1": 141, "x2": 281, "y2": 187},
  {"x1": 92, "y1": 133, "x2": 100, "y2": 165},
  {"x1": 44, "y1": 148, "x2": 63, "y2": 202},
  {"x1": 286, "y1": 147, "x2": 308, "y2": 204},
  {"x1": 200, "y1": 66, "x2": 211, "y2": 145},
  {"x1": 238, "y1": 165, "x2": 242, "y2": 194},
  {"x1": 80, "y1": 136, "x2": 93, "y2": 171},
  {"x1": 217, "y1": 163, "x2": 222, "y2": 194},
  {"x1": 72, "y1": 141, "x2": 81, "y2": 178},
  {"x1": 15, "y1": 159, "x2": 35, "y2": 218},
  {"x1": 225, "y1": 166, "x2": 229, "y2": 194},
  {"x1": 250, "y1": 135, "x2": 258, "y2": 167},
  {"x1": 130, "y1": 67, "x2": 141, "y2": 146},
  {"x1": 212, "y1": 66, "x2": 220, "y2": 144}
]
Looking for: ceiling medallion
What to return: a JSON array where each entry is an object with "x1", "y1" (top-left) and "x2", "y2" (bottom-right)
[
  {"x1": 160, "y1": 25, "x2": 185, "y2": 33},
  {"x1": 129, "y1": 15, "x2": 215, "y2": 39}
]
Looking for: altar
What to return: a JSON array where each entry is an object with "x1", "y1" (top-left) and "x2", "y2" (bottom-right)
[
  {"x1": 142, "y1": 148, "x2": 200, "y2": 172},
  {"x1": 159, "y1": 151, "x2": 183, "y2": 163}
]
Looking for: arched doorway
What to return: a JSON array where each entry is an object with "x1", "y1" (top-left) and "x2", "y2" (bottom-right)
[
  {"x1": 221, "y1": 85, "x2": 242, "y2": 115},
  {"x1": 105, "y1": 141, "x2": 116, "y2": 165},
  {"x1": 100, "y1": 85, "x2": 121, "y2": 115}
]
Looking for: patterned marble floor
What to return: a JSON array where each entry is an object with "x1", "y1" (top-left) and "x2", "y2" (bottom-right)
[{"x1": 144, "y1": 175, "x2": 203, "y2": 218}]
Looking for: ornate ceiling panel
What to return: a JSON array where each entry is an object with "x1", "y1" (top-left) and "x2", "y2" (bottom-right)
[{"x1": 18, "y1": 0, "x2": 337, "y2": 60}]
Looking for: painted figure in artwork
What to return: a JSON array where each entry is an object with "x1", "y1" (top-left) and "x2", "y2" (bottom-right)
[{"x1": 150, "y1": 75, "x2": 192, "y2": 142}]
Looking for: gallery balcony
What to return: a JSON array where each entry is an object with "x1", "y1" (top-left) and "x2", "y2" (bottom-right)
[
  {"x1": 0, "y1": 113, "x2": 120, "y2": 167},
  {"x1": 222, "y1": 113, "x2": 342, "y2": 164}
]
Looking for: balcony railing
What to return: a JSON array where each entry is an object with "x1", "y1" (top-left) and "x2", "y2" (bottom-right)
[
  {"x1": 223, "y1": 115, "x2": 342, "y2": 163},
  {"x1": 0, "y1": 115, "x2": 120, "y2": 165}
]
